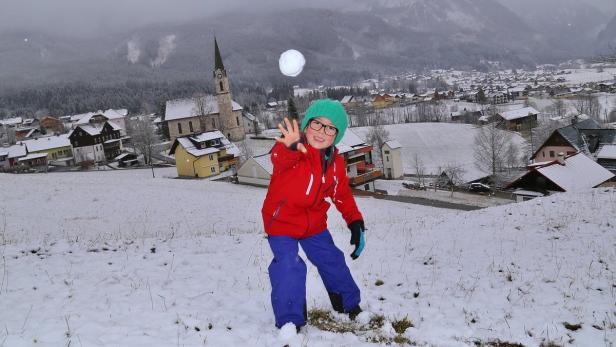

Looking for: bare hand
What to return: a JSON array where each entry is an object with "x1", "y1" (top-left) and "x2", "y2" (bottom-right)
[{"x1": 276, "y1": 117, "x2": 307, "y2": 153}]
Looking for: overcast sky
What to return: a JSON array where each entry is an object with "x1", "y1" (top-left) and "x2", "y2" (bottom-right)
[{"x1": 1, "y1": 0, "x2": 614, "y2": 38}]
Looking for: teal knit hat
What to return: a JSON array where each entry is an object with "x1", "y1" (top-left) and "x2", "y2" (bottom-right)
[{"x1": 301, "y1": 99, "x2": 348, "y2": 145}]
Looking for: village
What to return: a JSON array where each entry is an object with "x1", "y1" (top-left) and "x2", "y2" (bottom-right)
[{"x1": 1, "y1": 39, "x2": 616, "y2": 208}]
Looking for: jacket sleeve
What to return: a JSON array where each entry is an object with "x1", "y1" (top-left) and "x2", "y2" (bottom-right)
[
  {"x1": 271, "y1": 142, "x2": 303, "y2": 174},
  {"x1": 329, "y1": 155, "x2": 363, "y2": 225}
]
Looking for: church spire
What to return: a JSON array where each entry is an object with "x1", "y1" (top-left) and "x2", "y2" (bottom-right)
[{"x1": 214, "y1": 37, "x2": 225, "y2": 71}]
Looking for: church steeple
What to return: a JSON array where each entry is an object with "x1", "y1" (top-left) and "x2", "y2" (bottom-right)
[{"x1": 214, "y1": 37, "x2": 225, "y2": 71}]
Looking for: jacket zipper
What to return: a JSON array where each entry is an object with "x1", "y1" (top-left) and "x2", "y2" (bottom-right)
[{"x1": 267, "y1": 199, "x2": 286, "y2": 230}]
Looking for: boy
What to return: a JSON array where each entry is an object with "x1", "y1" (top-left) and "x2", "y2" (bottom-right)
[{"x1": 261, "y1": 98, "x2": 366, "y2": 330}]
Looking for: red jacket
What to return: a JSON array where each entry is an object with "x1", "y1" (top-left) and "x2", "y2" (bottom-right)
[{"x1": 262, "y1": 142, "x2": 363, "y2": 238}]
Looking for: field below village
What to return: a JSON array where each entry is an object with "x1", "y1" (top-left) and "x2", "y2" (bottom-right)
[{"x1": 0, "y1": 168, "x2": 614, "y2": 346}]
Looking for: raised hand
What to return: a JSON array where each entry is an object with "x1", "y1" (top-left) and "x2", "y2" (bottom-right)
[{"x1": 276, "y1": 117, "x2": 307, "y2": 153}]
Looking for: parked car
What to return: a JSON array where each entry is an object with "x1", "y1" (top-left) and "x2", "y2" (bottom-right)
[
  {"x1": 468, "y1": 182, "x2": 491, "y2": 192},
  {"x1": 402, "y1": 181, "x2": 427, "y2": 190}
]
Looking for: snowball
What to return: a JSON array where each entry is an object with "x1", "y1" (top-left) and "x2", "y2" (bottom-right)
[{"x1": 279, "y1": 49, "x2": 305, "y2": 77}]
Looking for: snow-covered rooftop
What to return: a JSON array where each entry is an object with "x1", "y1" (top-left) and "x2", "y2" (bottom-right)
[
  {"x1": 253, "y1": 153, "x2": 273, "y2": 175},
  {"x1": 384, "y1": 140, "x2": 402, "y2": 149},
  {"x1": 499, "y1": 107, "x2": 539, "y2": 121},
  {"x1": 17, "y1": 135, "x2": 71, "y2": 153},
  {"x1": 536, "y1": 153, "x2": 614, "y2": 191},
  {"x1": 165, "y1": 96, "x2": 243, "y2": 121},
  {"x1": 0, "y1": 117, "x2": 23, "y2": 126},
  {"x1": 596, "y1": 144, "x2": 616, "y2": 160},
  {"x1": 17, "y1": 152, "x2": 48, "y2": 161}
]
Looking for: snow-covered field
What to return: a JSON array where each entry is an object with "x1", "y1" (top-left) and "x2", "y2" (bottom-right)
[
  {"x1": 0, "y1": 169, "x2": 614, "y2": 346},
  {"x1": 353, "y1": 123, "x2": 527, "y2": 183}
]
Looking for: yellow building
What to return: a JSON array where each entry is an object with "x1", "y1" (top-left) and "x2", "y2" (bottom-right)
[
  {"x1": 17, "y1": 134, "x2": 74, "y2": 166},
  {"x1": 169, "y1": 130, "x2": 239, "y2": 178}
]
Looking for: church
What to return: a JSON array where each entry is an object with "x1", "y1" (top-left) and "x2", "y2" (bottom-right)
[{"x1": 163, "y1": 39, "x2": 246, "y2": 142}]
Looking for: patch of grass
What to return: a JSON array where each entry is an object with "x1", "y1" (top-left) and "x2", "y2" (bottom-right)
[
  {"x1": 539, "y1": 342, "x2": 563, "y2": 347},
  {"x1": 375, "y1": 279, "x2": 384, "y2": 286},
  {"x1": 369, "y1": 314, "x2": 385, "y2": 330},
  {"x1": 391, "y1": 316, "x2": 413, "y2": 334},
  {"x1": 562, "y1": 322, "x2": 582, "y2": 331},
  {"x1": 308, "y1": 308, "x2": 356, "y2": 334},
  {"x1": 472, "y1": 340, "x2": 526, "y2": 347}
]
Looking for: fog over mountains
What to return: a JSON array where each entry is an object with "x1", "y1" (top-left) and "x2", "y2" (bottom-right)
[{"x1": 1, "y1": 0, "x2": 615, "y2": 89}]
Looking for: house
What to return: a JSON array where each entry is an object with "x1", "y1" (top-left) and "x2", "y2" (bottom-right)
[
  {"x1": 497, "y1": 107, "x2": 538, "y2": 131},
  {"x1": 0, "y1": 147, "x2": 9, "y2": 169},
  {"x1": 0, "y1": 117, "x2": 23, "y2": 128},
  {"x1": 14, "y1": 127, "x2": 41, "y2": 140},
  {"x1": 506, "y1": 152, "x2": 614, "y2": 195},
  {"x1": 17, "y1": 153, "x2": 48, "y2": 172},
  {"x1": 39, "y1": 116, "x2": 65, "y2": 134},
  {"x1": 596, "y1": 144, "x2": 616, "y2": 174},
  {"x1": 5, "y1": 143, "x2": 27, "y2": 167},
  {"x1": 531, "y1": 118, "x2": 616, "y2": 162},
  {"x1": 371, "y1": 94, "x2": 395, "y2": 108},
  {"x1": 451, "y1": 110, "x2": 484, "y2": 124},
  {"x1": 242, "y1": 111, "x2": 261, "y2": 135},
  {"x1": 236, "y1": 153, "x2": 273, "y2": 186},
  {"x1": 487, "y1": 91, "x2": 508, "y2": 104},
  {"x1": 68, "y1": 122, "x2": 122, "y2": 164},
  {"x1": 168, "y1": 130, "x2": 239, "y2": 178},
  {"x1": 164, "y1": 39, "x2": 245, "y2": 142},
  {"x1": 115, "y1": 152, "x2": 140, "y2": 167},
  {"x1": 71, "y1": 109, "x2": 127, "y2": 136},
  {"x1": 237, "y1": 128, "x2": 382, "y2": 190},
  {"x1": 382, "y1": 140, "x2": 403, "y2": 179},
  {"x1": 331, "y1": 129, "x2": 382, "y2": 190},
  {"x1": 508, "y1": 86, "x2": 527, "y2": 100},
  {"x1": 17, "y1": 134, "x2": 74, "y2": 166}
]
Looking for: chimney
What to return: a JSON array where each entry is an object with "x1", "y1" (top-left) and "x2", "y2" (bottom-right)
[{"x1": 556, "y1": 152, "x2": 565, "y2": 165}]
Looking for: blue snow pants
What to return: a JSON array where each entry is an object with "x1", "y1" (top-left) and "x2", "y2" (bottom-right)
[{"x1": 267, "y1": 229, "x2": 361, "y2": 328}]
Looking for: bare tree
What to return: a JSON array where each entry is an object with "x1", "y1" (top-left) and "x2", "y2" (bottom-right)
[
  {"x1": 442, "y1": 163, "x2": 466, "y2": 197},
  {"x1": 366, "y1": 123, "x2": 390, "y2": 167},
  {"x1": 412, "y1": 153, "x2": 426, "y2": 187},
  {"x1": 193, "y1": 94, "x2": 215, "y2": 133},
  {"x1": 474, "y1": 121, "x2": 513, "y2": 181},
  {"x1": 236, "y1": 140, "x2": 254, "y2": 167},
  {"x1": 574, "y1": 94, "x2": 601, "y2": 122},
  {"x1": 126, "y1": 116, "x2": 160, "y2": 165}
]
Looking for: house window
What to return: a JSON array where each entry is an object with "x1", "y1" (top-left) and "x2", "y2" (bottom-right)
[
  {"x1": 384, "y1": 150, "x2": 390, "y2": 155},
  {"x1": 220, "y1": 81, "x2": 224, "y2": 92},
  {"x1": 211, "y1": 166, "x2": 216, "y2": 173},
  {"x1": 386, "y1": 156, "x2": 389, "y2": 162},
  {"x1": 212, "y1": 119, "x2": 216, "y2": 128},
  {"x1": 208, "y1": 154, "x2": 213, "y2": 160},
  {"x1": 189, "y1": 121, "x2": 194, "y2": 132},
  {"x1": 236, "y1": 117, "x2": 240, "y2": 126},
  {"x1": 178, "y1": 123, "x2": 183, "y2": 134},
  {"x1": 549, "y1": 151, "x2": 555, "y2": 158},
  {"x1": 542, "y1": 151, "x2": 545, "y2": 157}
]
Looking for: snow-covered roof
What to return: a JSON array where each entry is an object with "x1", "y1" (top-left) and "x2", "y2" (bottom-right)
[
  {"x1": 170, "y1": 130, "x2": 239, "y2": 158},
  {"x1": 18, "y1": 153, "x2": 48, "y2": 162},
  {"x1": 512, "y1": 189, "x2": 544, "y2": 197},
  {"x1": 78, "y1": 124, "x2": 105, "y2": 136},
  {"x1": 384, "y1": 140, "x2": 402, "y2": 149},
  {"x1": 252, "y1": 153, "x2": 273, "y2": 175},
  {"x1": 165, "y1": 96, "x2": 243, "y2": 121},
  {"x1": 7, "y1": 144, "x2": 27, "y2": 159},
  {"x1": 177, "y1": 137, "x2": 221, "y2": 157},
  {"x1": 536, "y1": 153, "x2": 614, "y2": 191},
  {"x1": 499, "y1": 107, "x2": 539, "y2": 121},
  {"x1": 340, "y1": 95, "x2": 354, "y2": 104},
  {"x1": 596, "y1": 145, "x2": 616, "y2": 160},
  {"x1": 73, "y1": 109, "x2": 127, "y2": 124},
  {"x1": 17, "y1": 134, "x2": 71, "y2": 152},
  {"x1": 0, "y1": 148, "x2": 9, "y2": 157},
  {"x1": 0, "y1": 117, "x2": 23, "y2": 126},
  {"x1": 336, "y1": 128, "x2": 368, "y2": 155}
]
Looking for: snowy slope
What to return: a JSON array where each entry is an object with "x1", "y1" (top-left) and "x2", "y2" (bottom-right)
[
  {"x1": 353, "y1": 123, "x2": 528, "y2": 182},
  {"x1": 0, "y1": 169, "x2": 614, "y2": 346}
]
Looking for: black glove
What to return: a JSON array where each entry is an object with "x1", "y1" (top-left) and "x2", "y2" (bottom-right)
[{"x1": 348, "y1": 220, "x2": 366, "y2": 260}]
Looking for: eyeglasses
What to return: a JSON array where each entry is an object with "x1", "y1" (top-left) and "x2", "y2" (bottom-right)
[{"x1": 309, "y1": 119, "x2": 338, "y2": 136}]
